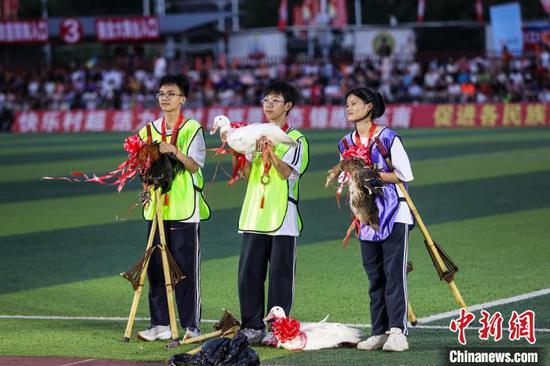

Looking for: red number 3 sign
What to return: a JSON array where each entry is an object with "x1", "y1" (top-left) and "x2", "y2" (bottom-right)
[{"x1": 60, "y1": 18, "x2": 83, "y2": 44}]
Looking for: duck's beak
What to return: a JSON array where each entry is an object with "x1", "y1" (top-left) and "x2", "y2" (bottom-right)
[
  {"x1": 209, "y1": 125, "x2": 219, "y2": 135},
  {"x1": 264, "y1": 311, "x2": 276, "y2": 322}
]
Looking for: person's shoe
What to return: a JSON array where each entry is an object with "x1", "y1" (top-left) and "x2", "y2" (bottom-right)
[
  {"x1": 382, "y1": 327, "x2": 409, "y2": 352},
  {"x1": 137, "y1": 325, "x2": 171, "y2": 341},
  {"x1": 183, "y1": 327, "x2": 201, "y2": 340},
  {"x1": 238, "y1": 328, "x2": 265, "y2": 345},
  {"x1": 357, "y1": 333, "x2": 388, "y2": 350},
  {"x1": 261, "y1": 331, "x2": 278, "y2": 347}
]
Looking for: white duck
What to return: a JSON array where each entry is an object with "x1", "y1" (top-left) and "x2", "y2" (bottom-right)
[
  {"x1": 264, "y1": 306, "x2": 362, "y2": 351},
  {"x1": 210, "y1": 115, "x2": 297, "y2": 155}
]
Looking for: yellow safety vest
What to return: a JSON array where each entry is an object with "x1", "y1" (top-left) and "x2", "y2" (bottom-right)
[
  {"x1": 238, "y1": 129, "x2": 309, "y2": 233},
  {"x1": 138, "y1": 119, "x2": 210, "y2": 221}
]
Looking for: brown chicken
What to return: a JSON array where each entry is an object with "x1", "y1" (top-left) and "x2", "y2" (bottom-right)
[
  {"x1": 326, "y1": 158, "x2": 384, "y2": 230},
  {"x1": 137, "y1": 142, "x2": 183, "y2": 195}
]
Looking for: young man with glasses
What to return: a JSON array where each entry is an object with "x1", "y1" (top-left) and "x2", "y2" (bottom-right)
[
  {"x1": 136, "y1": 74, "x2": 210, "y2": 342},
  {"x1": 237, "y1": 80, "x2": 309, "y2": 345}
]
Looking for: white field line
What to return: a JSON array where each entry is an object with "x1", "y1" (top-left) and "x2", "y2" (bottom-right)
[
  {"x1": 416, "y1": 288, "x2": 550, "y2": 324},
  {"x1": 57, "y1": 359, "x2": 96, "y2": 366},
  {"x1": 1, "y1": 288, "x2": 549, "y2": 333}
]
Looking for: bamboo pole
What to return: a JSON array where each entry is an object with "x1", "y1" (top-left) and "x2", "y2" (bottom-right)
[
  {"x1": 123, "y1": 214, "x2": 158, "y2": 342},
  {"x1": 155, "y1": 189, "x2": 179, "y2": 340},
  {"x1": 375, "y1": 139, "x2": 467, "y2": 309}
]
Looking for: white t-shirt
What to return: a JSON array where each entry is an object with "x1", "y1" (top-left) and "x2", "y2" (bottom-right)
[
  {"x1": 356, "y1": 129, "x2": 414, "y2": 225},
  {"x1": 152, "y1": 118, "x2": 206, "y2": 223}
]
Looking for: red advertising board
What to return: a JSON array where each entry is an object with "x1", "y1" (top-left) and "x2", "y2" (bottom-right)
[
  {"x1": 412, "y1": 103, "x2": 549, "y2": 128},
  {"x1": 0, "y1": 19, "x2": 48, "y2": 43},
  {"x1": 95, "y1": 16, "x2": 159, "y2": 42},
  {"x1": 12, "y1": 103, "x2": 549, "y2": 133}
]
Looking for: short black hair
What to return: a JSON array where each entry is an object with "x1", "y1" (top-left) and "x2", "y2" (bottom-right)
[
  {"x1": 345, "y1": 87, "x2": 386, "y2": 119},
  {"x1": 159, "y1": 74, "x2": 190, "y2": 97},
  {"x1": 264, "y1": 80, "x2": 299, "y2": 113}
]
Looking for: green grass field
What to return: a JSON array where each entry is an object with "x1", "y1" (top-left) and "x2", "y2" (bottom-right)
[{"x1": 0, "y1": 128, "x2": 549, "y2": 365}]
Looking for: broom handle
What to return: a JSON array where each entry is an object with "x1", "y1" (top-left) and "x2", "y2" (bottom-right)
[
  {"x1": 376, "y1": 139, "x2": 467, "y2": 309},
  {"x1": 407, "y1": 303, "x2": 418, "y2": 326},
  {"x1": 156, "y1": 189, "x2": 180, "y2": 340},
  {"x1": 123, "y1": 214, "x2": 158, "y2": 341},
  {"x1": 179, "y1": 330, "x2": 222, "y2": 345},
  {"x1": 394, "y1": 175, "x2": 467, "y2": 309}
]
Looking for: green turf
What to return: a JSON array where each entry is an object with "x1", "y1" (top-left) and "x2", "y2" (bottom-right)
[{"x1": 0, "y1": 128, "x2": 549, "y2": 365}]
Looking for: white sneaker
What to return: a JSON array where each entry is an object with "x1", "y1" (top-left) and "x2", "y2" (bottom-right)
[
  {"x1": 261, "y1": 331, "x2": 278, "y2": 347},
  {"x1": 183, "y1": 327, "x2": 201, "y2": 340},
  {"x1": 357, "y1": 334, "x2": 388, "y2": 350},
  {"x1": 238, "y1": 328, "x2": 265, "y2": 345},
  {"x1": 137, "y1": 325, "x2": 172, "y2": 341},
  {"x1": 382, "y1": 327, "x2": 409, "y2": 352}
]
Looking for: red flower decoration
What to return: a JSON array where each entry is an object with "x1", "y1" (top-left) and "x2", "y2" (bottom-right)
[
  {"x1": 230, "y1": 121, "x2": 248, "y2": 128},
  {"x1": 123, "y1": 134, "x2": 145, "y2": 155},
  {"x1": 43, "y1": 134, "x2": 152, "y2": 193},
  {"x1": 341, "y1": 144, "x2": 372, "y2": 166},
  {"x1": 272, "y1": 317, "x2": 302, "y2": 343}
]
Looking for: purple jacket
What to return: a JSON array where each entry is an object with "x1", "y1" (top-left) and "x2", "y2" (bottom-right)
[{"x1": 338, "y1": 127, "x2": 409, "y2": 241}]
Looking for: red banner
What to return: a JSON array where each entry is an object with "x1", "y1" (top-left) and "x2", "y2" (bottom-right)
[
  {"x1": 95, "y1": 16, "x2": 159, "y2": 42},
  {"x1": 12, "y1": 103, "x2": 550, "y2": 133},
  {"x1": 0, "y1": 19, "x2": 48, "y2": 43},
  {"x1": 1, "y1": 0, "x2": 18, "y2": 21},
  {"x1": 412, "y1": 103, "x2": 549, "y2": 128}
]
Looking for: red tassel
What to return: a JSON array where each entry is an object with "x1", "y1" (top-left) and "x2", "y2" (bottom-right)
[
  {"x1": 164, "y1": 193, "x2": 170, "y2": 206},
  {"x1": 342, "y1": 217, "x2": 361, "y2": 248}
]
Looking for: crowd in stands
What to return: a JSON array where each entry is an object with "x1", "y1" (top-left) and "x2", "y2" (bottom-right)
[{"x1": 0, "y1": 46, "x2": 549, "y2": 130}]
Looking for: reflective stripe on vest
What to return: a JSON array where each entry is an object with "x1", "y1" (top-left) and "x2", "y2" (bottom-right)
[
  {"x1": 238, "y1": 129, "x2": 308, "y2": 233},
  {"x1": 138, "y1": 119, "x2": 211, "y2": 221}
]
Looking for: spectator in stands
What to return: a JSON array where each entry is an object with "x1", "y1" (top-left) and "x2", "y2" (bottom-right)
[{"x1": 1, "y1": 51, "x2": 548, "y2": 111}]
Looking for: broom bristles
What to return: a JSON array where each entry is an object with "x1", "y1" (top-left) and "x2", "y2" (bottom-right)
[
  {"x1": 120, "y1": 246, "x2": 156, "y2": 290},
  {"x1": 425, "y1": 240, "x2": 459, "y2": 283}
]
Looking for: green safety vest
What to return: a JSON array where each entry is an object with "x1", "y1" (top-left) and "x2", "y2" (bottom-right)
[
  {"x1": 238, "y1": 129, "x2": 309, "y2": 233},
  {"x1": 138, "y1": 119, "x2": 211, "y2": 221}
]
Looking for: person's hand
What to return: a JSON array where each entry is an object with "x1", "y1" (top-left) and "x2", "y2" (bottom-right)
[
  {"x1": 255, "y1": 136, "x2": 267, "y2": 151},
  {"x1": 256, "y1": 136, "x2": 274, "y2": 162},
  {"x1": 366, "y1": 176, "x2": 384, "y2": 188},
  {"x1": 221, "y1": 132, "x2": 228, "y2": 143},
  {"x1": 159, "y1": 142, "x2": 177, "y2": 155},
  {"x1": 260, "y1": 136, "x2": 273, "y2": 152}
]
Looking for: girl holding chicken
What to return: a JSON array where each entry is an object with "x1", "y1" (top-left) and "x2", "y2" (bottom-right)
[{"x1": 336, "y1": 87, "x2": 414, "y2": 352}]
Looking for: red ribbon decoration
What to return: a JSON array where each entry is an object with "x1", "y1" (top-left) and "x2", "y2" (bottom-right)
[
  {"x1": 342, "y1": 217, "x2": 361, "y2": 248},
  {"x1": 43, "y1": 134, "x2": 151, "y2": 193},
  {"x1": 228, "y1": 152, "x2": 247, "y2": 186},
  {"x1": 160, "y1": 112, "x2": 186, "y2": 205},
  {"x1": 208, "y1": 122, "x2": 248, "y2": 186},
  {"x1": 272, "y1": 317, "x2": 302, "y2": 343},
  {"x1": 161, "y1": 112, "x2": 185, "y2": 144},
  {"x1": 341, "y1": 144, "x2": 373, "y2": 166},
  {"x1": 338, "y1": 123, "x2": 377, "y2": 245},
  {"x1": 260, "y1": 123, "x2": 290, "y2": 209}
]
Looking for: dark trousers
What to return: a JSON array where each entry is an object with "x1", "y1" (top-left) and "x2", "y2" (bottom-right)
[
  {"x1": 360, "y1": 223, "x2": 409, "y2": 336},
  {"x1": 146, "y1": 221, "x2": 201, "y2": 329},
  {"x1": 238, "y1": 233, "x2": 297, "y2": 330}
]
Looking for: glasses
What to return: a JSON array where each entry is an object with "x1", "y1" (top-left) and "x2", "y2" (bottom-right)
[
  {"x1": 262, "y1": 98, "x2": 285, "y2": 106},
  {"x1": 155, "y1": 92, "x2": 183, "y2": 100}
]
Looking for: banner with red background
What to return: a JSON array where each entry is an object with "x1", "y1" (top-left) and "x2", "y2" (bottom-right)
[{"x1": 13, "y1": 103, "x2": 550, "y2": 133}]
